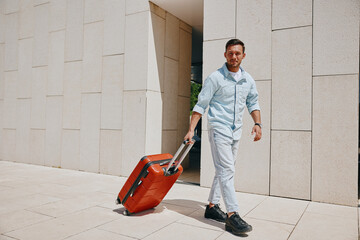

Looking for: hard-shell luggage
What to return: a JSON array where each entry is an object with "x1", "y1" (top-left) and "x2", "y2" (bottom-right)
[{"x1": 116, "y1": 140, "x2": 195, "y2": 215}]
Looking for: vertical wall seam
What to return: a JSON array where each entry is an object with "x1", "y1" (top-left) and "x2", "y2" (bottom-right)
[
  {"x1": 310, "y1": 0, "x2": 314, "y2": 202},
  {"x1": 269, "y1": 0, "x2": 273, "y2": 196}
]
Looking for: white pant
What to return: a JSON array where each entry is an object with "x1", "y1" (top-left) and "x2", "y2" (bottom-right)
[{"x1": 207, "y1": 129, "x2": 240, "y2": 213}]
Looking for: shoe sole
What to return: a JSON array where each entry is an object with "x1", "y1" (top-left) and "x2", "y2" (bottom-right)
[
  {"x1": 204, "y1": 215, "x2": 226, "y2": 223},
  {"x1": 225, "y1": 225, "x2": 252, "y2": 235}
]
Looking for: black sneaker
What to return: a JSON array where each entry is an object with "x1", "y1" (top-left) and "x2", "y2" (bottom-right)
[
  {"x1": 204, "y1": 204, "x2": 227, "y2": 222},
  {"x1": 225, "y1": 212, "x2": 252, "y2": 235}
]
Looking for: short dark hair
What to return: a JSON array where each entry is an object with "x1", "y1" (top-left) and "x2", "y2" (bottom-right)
[{"x1": 225, "y1": 39, "x2": 245, "y2": 53}]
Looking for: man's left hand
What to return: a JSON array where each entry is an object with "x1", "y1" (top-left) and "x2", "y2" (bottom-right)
[{"x1": 251, "y1": 125, "x2": 262, "y2": 141}]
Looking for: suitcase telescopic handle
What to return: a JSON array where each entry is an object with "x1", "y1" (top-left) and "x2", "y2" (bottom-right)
[{"x1": 165, "y1": 139, "x2": 195, "y2": 174}]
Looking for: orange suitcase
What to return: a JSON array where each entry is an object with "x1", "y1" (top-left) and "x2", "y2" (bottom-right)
[{"x1": 116, "y1": 140, "x2": 194, "y2": 215}]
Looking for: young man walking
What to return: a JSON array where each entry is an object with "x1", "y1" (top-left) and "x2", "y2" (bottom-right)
[{"x1": 184, "y1": 39, "x2": 262, "y2": 235}]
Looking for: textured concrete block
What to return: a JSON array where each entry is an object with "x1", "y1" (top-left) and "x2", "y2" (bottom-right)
[
  {"x1": 124, "y1": 11, "x2": 149, "y2": 91},
  {"x1": 15, "y1": 99, "x2": 31, "y2": 163},
  {"x1": 200, "y1": 130, "x2": 215, "y2": 187},
  {"x1": 48, "y1": 30, "x2": 65, "y2": 96},
  {"x1": 30, "y1": 129, "x2": 45, "y2": 165},
  {"x1": 236, "y1": 0, "x2": 271, "y2": 80},
  {"x1": 272, "y1": 0, "x2": 312, "y2": 30},
  {"x1": 148, "y1": 12, "x2": 165, "y2": 92},
  {"x1": 0, "y1": 100, "x2": 2, "y2": 159},
  {"x1": 165, "y1": 12, "x2": 179, "y2": 61},
  {"x1": 121, "y1": 91, "x2": 146, "y2": 176},
  {"x1": 178, "y1": 29, "x2": 192, "y2": 98},
  {"x1": 50, "y1": 0, "x2": 66, "y2": 32},
  {"x1": 0, "y1": 4, "x2": 4, "y2": 44},
  {"x1": 313, "y1": 0, "x2": 359, "y2": 75},
  {"x1": 4, "y1": 13, "x2": 18, "y2": 71},
  {"x1": 235, "y1": 81, "x2": 271, "y2": 195},
  {"x1": 31, "y1": 66, "x2": 47, "y2": 129},
  {"x1": 45, "y1": 96, "x2": 63, "y2": 167},
  {"x1": 272, "y1": 26, "x2": 312, "y2": 130},
  {"x1": 83, "y1": 21, "x2": 103, "y2": 93},
  {"x1": 3, "y1": 71, "x2": 17, "y2": 129},
  {"x1": 204, "y1": 0, "x2": 235, "y2": 41},
  {"x1": 103, "y1": 0, "x2": 125, "y2": 55},
  {"x1": 63, "y1": 61, "x2": 82, "y2": 129},
  {"x1": 2, "y1": 129, "x2": 16, "y2": 161},
  {"x1": 203, "y1": 39, "x2": 229, "y2": 81},
  {"x1": 18, "y1": 38, "x2": 32, "y2": 98},
  {"x1": 84, "y1": 0, "x2": 104, "y2": 24},
  {"x1": 163, "y1": 57, "x2": 178, "y2": 130},
  {"x1": 101, "y1": 55, "x2": 124, "y2": 130},
  {"x1": 100, "y1": 130, "x2": 122, "y2": 176},
  {"x1": 145, "y1": 91, "x2": 162, "y2": 155},
  {"x1": 125, "y1": 0, "x2": 149, "y2": 15},
  {"x1": 65, "y1": 0, "x2": 83, "y2": 61},
  {"x1": 270, "y1": 131, "x2": 311, "y2": 200},
  {"x1": 0, "y1": 44, "x2": 3, "y2": 99},
  {"x1": 312, "y1": 75, "x2": 358, "y2": 206},
  {"x1": 162, "y1": 130, "x2": 177, "y2": 156},
  {"x1": 61, "y1": 129, "x2": 80, "y2": 170},
  {"x1": 5, "y1": 0, "x2": 19, "y2": 14},
  {"x1": 80, "y1": 93, "x2": 101, "y2": 173},
  {"x1": 33, "y1": 3, "x2": 49, "y2": 67},
  {"x1": 19, "y1": 0, "x2": 34, "y2": 39}
]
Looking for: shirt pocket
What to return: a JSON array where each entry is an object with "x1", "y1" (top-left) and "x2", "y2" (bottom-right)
[{"x1": 236, "y1": 85, "x2": 248, "y2": 102}]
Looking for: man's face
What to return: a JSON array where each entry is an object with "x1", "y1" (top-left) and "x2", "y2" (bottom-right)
[{"x1": 224, "y1": 44, "x2": 246, "y2": 70}]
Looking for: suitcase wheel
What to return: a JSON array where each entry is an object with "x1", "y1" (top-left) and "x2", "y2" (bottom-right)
[
  {"x1": 123, "y1": 210, "x2": 130, "y2": 216},
  {"x1": 115, "y1": 197, "x2": 121, "y2": 205}
]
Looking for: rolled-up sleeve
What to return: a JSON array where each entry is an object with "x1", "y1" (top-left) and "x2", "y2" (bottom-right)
[
  {"x1": 193, "y1": 76, "x2": 218, "y2": 115},
  {"x1": 246, "y1": 81, "x2": 260, "y2": 114}
]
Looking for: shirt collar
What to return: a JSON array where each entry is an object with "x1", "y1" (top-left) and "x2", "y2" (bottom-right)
[{"x1": 222, "y1": 63, "x2": 245, "y2": 80}]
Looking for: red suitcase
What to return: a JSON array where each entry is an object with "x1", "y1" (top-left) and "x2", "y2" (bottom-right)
[{"x1": 116, "y1": 140, "x2": 194, "y2": 215}]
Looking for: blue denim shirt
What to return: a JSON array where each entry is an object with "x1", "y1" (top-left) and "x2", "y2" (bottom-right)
[{"x1": 193, "y1": 63, "x2": 260, "y2": 140}]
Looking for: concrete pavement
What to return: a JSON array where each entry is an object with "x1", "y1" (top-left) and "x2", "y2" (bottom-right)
[{"x1": 0, "y1": 161, "x2": 358, "y2": 240}]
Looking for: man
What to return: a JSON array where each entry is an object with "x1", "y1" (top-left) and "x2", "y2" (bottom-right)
[{"x1": 184, "y1": 39, "x2": 262, "y2": 235}]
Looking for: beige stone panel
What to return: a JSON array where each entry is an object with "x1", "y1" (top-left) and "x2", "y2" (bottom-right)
[
  {"x1": 179, "y1": 20, "x2": 192, "y2": 33},
  {"x1": 125, "y1": 0, "x2": 149, "y2": 15},
  {"x1": 5, "y1": 0, "x2": 19, "y2": 14},
  {"x1": 19, "y1": 0, "x2": 34, "y2": 39},
  {"x1": 124, "y1": 11, "x2": 149, "y2": 91},
  {"x1": 235, "y1": 81, "x2": 271, "y2": 195},
  {"x1": 4, "y1": 13, "x2": 18, "y2": 71},
  {"x1": 30, "y1": 129, "x2": 45, "y2": 165},
  {"x1": 306, "y1": 201, "x2": 357, "y2": 220},
  {"x1": 0, "y1": 10, "x2": 4, "y2": 44},
  {"x1": 31, "y1": 66, "x2": 47, "y2": 129},
  {"x1": 272, "y1": 26, "x2": 312, "y2": 130},
  {"x1": 2, "y1": 129, "x2": 16, "y2": 161},
  {"x1": 165, "y1": 12, "x2": 179, "y2": 61},
  {"x1": 203, "y1": 39, "x2": 229, "y2": 82},
  {"x1": 148, "y1": 12, "x2": 165, "y2": 93},
  {"x1": 80, "y1": 93, "x2": 101, "y2": 173},
  {"x1": 34, "y1": 0, "x2": 49, "y2": 6},
  {"x1": 0, "y1": 44, "x2": 3, "y2": 100},
  {"x1": 63, "y1": 61, "x2": 81, "y2": 129},
  {"x1": 121, "y1": 91, "x2": 146, "y2": 176},
  {"x1": 288, "y1": 211, "x2": 358, "y2": 240},
  {"x1": 270, "y1": 131, "x2": 311, "y2": 200},
  {"x1": 200, "y1": 130, "x2": 215, "y2": 188},
  {"x1": 50, "y1": 0, "x2": 66, "y2": 32},
  {"x1": 177, "y1": 96, "x2": 190, "y2": 168},
  {"x1": 33, "y1": 3, "x2": 49, "y2": 67},
  {"x1": 150, "y1": 2, "x2": 165, "y2": 19},
  {"x1": 312, "y1": 75, "x2": 358, "y2": 206},
  {"x1": 162, "y1": 130, "x2": 177, "y2": 156},
  {"x1": 84, "y1": 0, "x2": 103, "y2": 24},
  {"x1": 82, "y1": 21, "x2": 103, "y2": 93},
  {"x1": 3, "y1": 71, "x2": 17, "y2": 129},
  {"x1": 61, "y1": 129, "x2": 80, "y2": 170},
  {"x1": 163, "y1": 57, "x2": 178, "y2": 130},
  {"x1": 15, "y1": 99, "x2": 31, "y2": 163},
  {"x1": 178, "y1": 29, "x2": 192, "y2": 98},
  {"x1": 65, "y1": 0, "x2": 83, "y2": 61},
  {"x1": 45, "y1": 96, "x2": 63, "y2": 168},
  {"x1": 204, "y1": 0, "x2": 235, "y2": 41},
  {"x1": 236, "y1": 0, "x2": 271, "y2": 81},
  {"x1": 313, "y1": 0, "x2": 359, "y2": 75},
  {"x1": 145, "y1": 91, "x2": 162, "y2": 155},
  {"x1": 101, "y1": 55, "x2": 124, "y2": 130},
  {"x1": 272, "y1": 0, "x2": 312, "y2": 30},
  {"x1": 66, "y1": 229, "x2": 135, "y2": 240},
  {"x1": 48, "y1": 30, "x2": 65, "y2": 96},
  {"x1": 18, "y1": 38, "x2": 32, "y2": 98},
  {"x1": 0, "y1": 100, "x2": 2, "y2": 159},
  {"x1": 103, "y1": 0, "x2": 125, "y2": 55},
  {"x1": 100, "y1": 129, "x2": 122, "y2": 176}
]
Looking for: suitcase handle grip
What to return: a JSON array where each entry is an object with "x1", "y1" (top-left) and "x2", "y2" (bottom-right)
[{"x1": 165, "y1": 140, "x2": 195, "y2": 174}]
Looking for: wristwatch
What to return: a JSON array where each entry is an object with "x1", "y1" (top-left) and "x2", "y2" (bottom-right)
[{"x1": 254, "y1": 123, "x2": 262, "y2": 128}]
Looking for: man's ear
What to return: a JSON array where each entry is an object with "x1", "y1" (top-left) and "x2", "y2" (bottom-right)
[
  {"x1": 224, "y1": 52, "x2": 226, "y2": 58},
  {"x1": 243, "y1": 53, "x2": 246, "y2": 59}
]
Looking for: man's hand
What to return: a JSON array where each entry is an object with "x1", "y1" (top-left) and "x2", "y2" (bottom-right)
[
  {"x1": 251, "y1": 125, "x2": 262, "y2": 141},
  {"x1": 184, "y1": 130, "x2": 195, "y2": 144}
]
